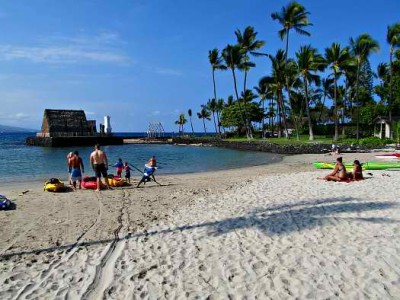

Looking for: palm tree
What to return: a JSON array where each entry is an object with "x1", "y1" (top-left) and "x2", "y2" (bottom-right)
[
  {"x1": 208, "y1": 48, "x2": 226, "y2": 104},
  {"x1": 268, "y1": 49, "x2": 291, "y2": 138},
  {"x1": 387, "y1": 23, "x2": 400, "y2": 122},
  {"x1": 375, "y1": 63, "x2": 389, "y2": 104},
  {"x1": 188, "y1": 109, "x2": 194, "y2": 134},
  {"x1": 174, "y1": 113, "x2": 187, "y2": 135},
  {"x1": 235, "y1": 26, "x2": 265, "y2": 92},
  {"x1": 295, "y1": 45, "x2": 325, "y2": 140},
  {"x1": 350, "y1": 33, "x2": 380, "y2": 139},
  {"x1": 216, "y1": 98, "x2": 225, "y2": 135},
  {"x1": 206, "y1": 98, "x2": 218, "y2": 133},
  {"x1": 197, "y1": 106, "x2": 211, "y2": 134},
  {"x1": 271, "y1": 1, "x2": 312, "y2": 126},
  {"x1": 324, "y1": 43, "x2": 353, "y2": 141},
  {"x1": 222, "y1": 44, "x2": 249, "y2": 137},
  {"x1": 254, "y1": 79, "x2": 273, "y2": 138}
]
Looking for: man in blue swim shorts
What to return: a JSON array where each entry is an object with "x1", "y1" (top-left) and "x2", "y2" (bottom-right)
[{"x1": 69, "y1": 150, "x2": 84, "y2": 190}]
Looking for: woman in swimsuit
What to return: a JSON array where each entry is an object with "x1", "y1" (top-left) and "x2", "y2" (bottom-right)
[
  {"x1": 349, "y1": 160, "x2": 363, "y2": 180},
  {"x1": 323, "y1": 157, "x2": 347, "y2": 181}
]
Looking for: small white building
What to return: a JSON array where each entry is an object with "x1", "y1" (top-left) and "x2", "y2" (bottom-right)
[
  {"x1": 373, "y1": 116, "x2": 399, "y2": 139},
  {"x1": 104, "y1": 115, "x2": 112, "y2": 134}
]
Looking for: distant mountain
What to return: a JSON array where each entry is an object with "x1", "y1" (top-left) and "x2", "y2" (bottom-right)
[{"x1": 0, "y1": 124, "x2": 37, "y2": 133}]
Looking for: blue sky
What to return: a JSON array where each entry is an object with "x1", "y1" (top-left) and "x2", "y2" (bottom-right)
[{"x1": 0, "y1": 0, "x2": 399, "y2": 132}]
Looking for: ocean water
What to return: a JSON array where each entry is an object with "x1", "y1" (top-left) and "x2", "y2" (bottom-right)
[{"x1": 0, "y1": 132, "x2": 282, "y2": 184}]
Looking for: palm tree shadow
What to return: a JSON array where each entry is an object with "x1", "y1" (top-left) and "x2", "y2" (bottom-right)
[
  {"x1": 1, "y1": 197, "x2": 398, "y2": 260},
  {"x1": 206, "y1": 197, "x2": 398, "y2": 236}
]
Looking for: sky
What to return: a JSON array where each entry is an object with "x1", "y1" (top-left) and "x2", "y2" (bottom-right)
[{"x1": 0, "y1": 0, "x2": 399, "y2": 132}]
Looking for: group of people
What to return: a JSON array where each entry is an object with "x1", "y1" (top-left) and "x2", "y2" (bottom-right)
[
  {"x1": 67, "y1": 144, "x2": 109, "y2": 191},
  {"x1": 67, "y1": 144, "x2": 157, "y2": 191},
  {"x1": 322, "y1": 157, "x2": 364, "y2": 181},
  {"x1": 112, "y1": 158, "x2": 132, "y2": 183}
]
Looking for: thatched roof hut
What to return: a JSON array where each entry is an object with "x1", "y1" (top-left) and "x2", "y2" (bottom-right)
[{"x1": 39, "y1": 109, "x2": 96, "y2": 137}]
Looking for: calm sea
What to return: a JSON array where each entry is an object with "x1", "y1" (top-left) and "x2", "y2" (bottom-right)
[{"x1": 0, "y1": 132, "x2": 282, "y2": 184}]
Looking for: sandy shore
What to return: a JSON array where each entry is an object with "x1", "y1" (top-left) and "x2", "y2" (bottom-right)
[{"x1": 1, "y1": 151, "x2": 400, "y2": 299}]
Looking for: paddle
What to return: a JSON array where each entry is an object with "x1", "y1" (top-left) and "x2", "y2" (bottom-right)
[{"x1": 129, "y1": 163, "x2": 144, "y2": 174}]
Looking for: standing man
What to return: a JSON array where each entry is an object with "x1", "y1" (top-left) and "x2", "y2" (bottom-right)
[
  {"x1": 69, "y1": 150, "x2": 84, "y2": 190},
  {"x1": 90, "y1": 144, "x2": 111, "y2": 191}
]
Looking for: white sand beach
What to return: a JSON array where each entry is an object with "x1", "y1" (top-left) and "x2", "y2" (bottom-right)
[{"x1": 1, "y1": 152, "x2": 400, "y2": 299}]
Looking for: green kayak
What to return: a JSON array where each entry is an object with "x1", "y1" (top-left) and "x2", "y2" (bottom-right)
[{"x1": 312, "y1": 161, "x2": 400, "y2": 170}]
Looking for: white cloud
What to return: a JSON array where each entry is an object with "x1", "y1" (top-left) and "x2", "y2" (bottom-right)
[
  {"x1": 0, "y1": 45, "x2": 130, "y2": 64},
  {"x1": 0, "y1": 31, "x2": 132, "y2": 65},
  {"x1": 155, "y1": 67, "x2": 183, "y2": 76},
  {"x1": 0, "y1": 112, "x2": 29, "y2": 121}
]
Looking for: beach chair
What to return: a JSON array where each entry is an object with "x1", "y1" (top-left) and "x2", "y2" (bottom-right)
[{"x1": 137, "y1": 166, "x2": 161, "y2": 188}]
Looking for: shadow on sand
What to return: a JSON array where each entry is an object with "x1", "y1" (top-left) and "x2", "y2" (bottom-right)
[{"x1": 1, "y1": 197, "x2": 398, "y2": 259}]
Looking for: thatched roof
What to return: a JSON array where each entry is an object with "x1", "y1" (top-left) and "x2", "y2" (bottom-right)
[{"x1": 41, "y1": 109, "x2": 89, "y2": 135}]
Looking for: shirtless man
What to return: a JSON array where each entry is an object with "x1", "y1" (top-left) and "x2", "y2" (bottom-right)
[
  {"x1": 89, "y1": 144, "x2": 111, "y2": 191},
  {"x1": 69, "y1": 150, "x2": 84, "y2": 190}
]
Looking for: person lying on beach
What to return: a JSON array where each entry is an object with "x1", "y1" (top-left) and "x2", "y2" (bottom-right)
[
  {"x1": 348, "y1": 160, "x2": 363, "y2": 181},
  {"x1": 322, "y1": 157, "x2": 347, "y2": 181}
]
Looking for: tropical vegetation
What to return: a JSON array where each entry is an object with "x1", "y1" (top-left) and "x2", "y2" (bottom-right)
[{"x1": 174, "y1": 1, "x2": 400, "y2": 144}]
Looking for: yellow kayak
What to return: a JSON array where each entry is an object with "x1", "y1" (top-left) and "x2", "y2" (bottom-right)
[{"x1": 44, "y1": 178, "x2": 65, "y2": 192}]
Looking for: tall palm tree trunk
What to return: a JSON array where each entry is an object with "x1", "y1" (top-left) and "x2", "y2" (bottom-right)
[
  {"x1": 304, "y1": 77, "x2": 314, "y2": 140},
  {"x1": 212, "y1": 112, "x2": 218, "y2": 133},
  {"x1": 334, "y1": 72, "x2": 339, "y2": 141},
  {"x1": 189, "y1": 117, "x2": 194, "y2": 134},
  {"x1": 283, "y1": 31, "x2": 291, "y2": 139},
  {"x1": 355, "y1": 61, "x2": 361, "y2": 140},
  {"x1": 389, "y1": 46, "x2": 394, "y2": 137},
  {"x1": 202, "y1": 119, "x2": 207, "y2": 134},
  {"x1": 231, "y1": 68, "x2": 249, "y2": 137},
  {"x1": 278, "y1": 91, "x2": 289, "y2": 137},
  {"x1": 342, "y1": 78, "x2": 348, "y2": 137}
]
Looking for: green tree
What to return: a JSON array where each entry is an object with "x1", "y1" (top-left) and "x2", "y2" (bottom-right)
[
  {"x1": 222, "y1": 44, "x2": 249, "y2": 137},
  {"x1": 197, "y1": 106, "x2": 211, "y2": 134},
  {"x1": 235, "y1": 26, "x2": 265, "y2": 93},
  {"x1": 271, "y1": 1, "x2": 312, "y2": 128},
  {"x1": 216, "y1": 98, "x2": 225, "y2": 135},
  {"x1": 221, "y1": 102, "x2": 264, "y2": 131},
  {"x1": 206, "y1": 98, "x2": 218, "y2": 133},
  {"x1": 387, "y1": 23, "x2": 400, "y2": 122},
  {"x1": 174, "y1": 113, "x2": 187, "y2": 135},
  {"x1": 268, "y1": 49, "x2": 291, "y2": 138},
  {"x1": 295, "y1": 45, "x2": 325, "y2": 140},
  {"x1": 324, "y1": 43, "x2": 353, "y2": 141},
  {"x1": 350, "y1": 33, "x2": 380, "y2": 139},
  {"x1": 254, "y1": 78, "x2": 273, "y2": 138},
  {"x1": 375, "y1": 63, "x2": 390, "y2": 105}
]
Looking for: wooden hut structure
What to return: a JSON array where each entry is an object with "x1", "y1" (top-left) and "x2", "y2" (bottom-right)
[
  {"x1": 37, "y1": 109, "x2": 96, "y2": 137},
  {"x1": 373, "y1": 116, "x2": 400, "y2": 139}
]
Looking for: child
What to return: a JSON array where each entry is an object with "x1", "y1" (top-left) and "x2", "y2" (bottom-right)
[
  {"x1": 113, "y1": 158, "x2": 123, "y2": 177},
  {"x1": 148, "y1": 156, "x2": 157, "y2": 167},
  {"x1": 124, "y1": 162, "x2": 131, "y2": 183}
]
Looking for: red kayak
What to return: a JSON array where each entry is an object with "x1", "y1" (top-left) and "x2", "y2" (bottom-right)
[
  {"x1": 82, "y1": 176, "x2": 98, "y2": 190},
  {"x1": 375, "y1": 153, "x2": 400, "y2": 159}
]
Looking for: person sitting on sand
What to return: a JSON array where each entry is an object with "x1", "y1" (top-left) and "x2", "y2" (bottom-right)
[
  {"x1": 323, "y1": 157, "x2": 347, "y2": 181},
  {"x1": 349, "y1": 160, "x2": 363, "y2": 181}
]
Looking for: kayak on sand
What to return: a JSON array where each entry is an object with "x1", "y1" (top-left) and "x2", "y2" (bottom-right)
[{"x1": 313, "y1": 161, "x2": 400, "y2": 170}]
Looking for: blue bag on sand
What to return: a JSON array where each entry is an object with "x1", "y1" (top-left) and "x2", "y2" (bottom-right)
[{"x1": 0, "y1": 195, "x2": 11, "y2": 210}]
